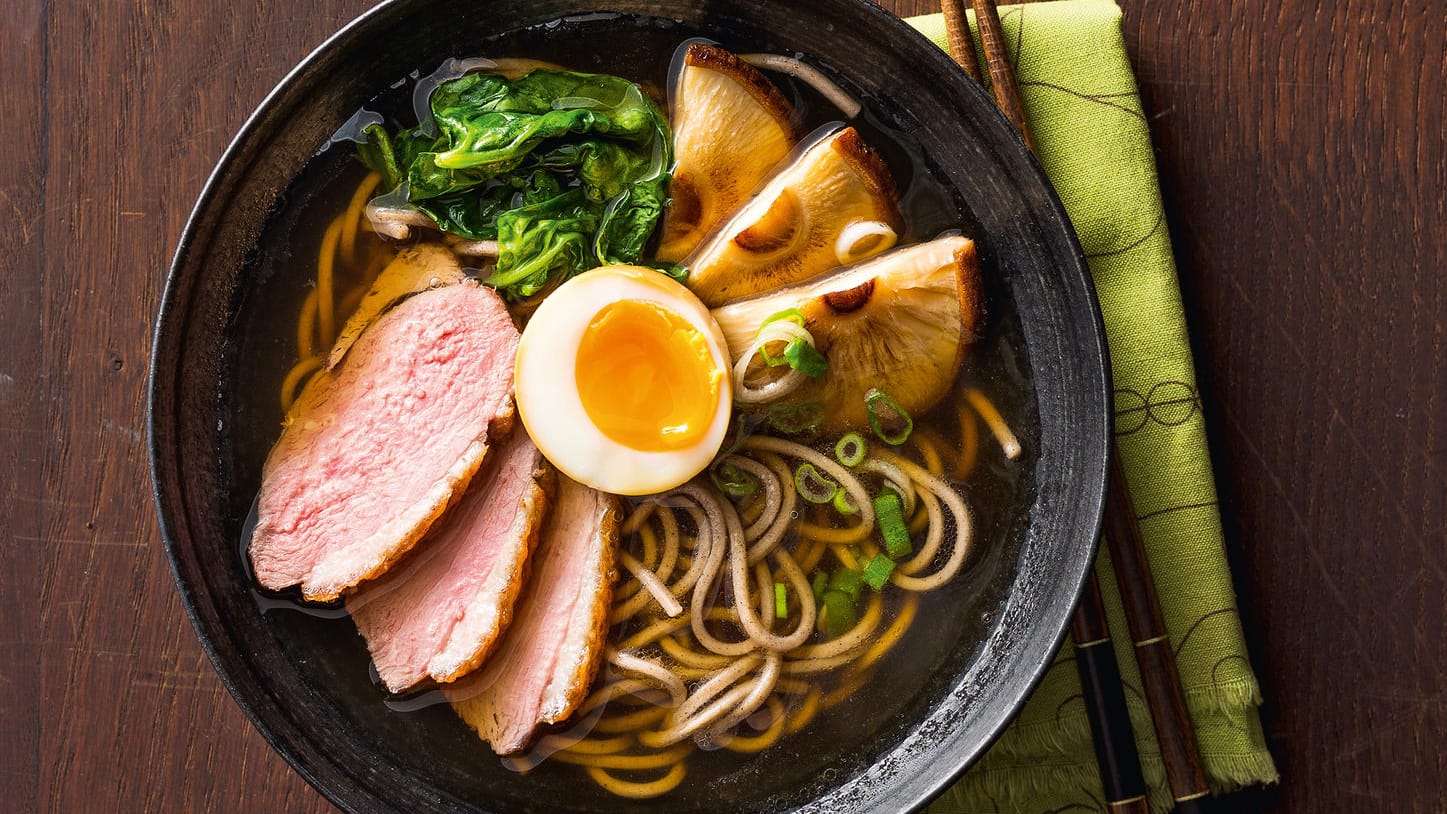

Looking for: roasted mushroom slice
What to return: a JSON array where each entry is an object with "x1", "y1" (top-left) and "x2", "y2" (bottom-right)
[
  {"x1": 686, "y1": 126, "x2": 902, "y2": 307},
  {"x1": 711, "y1": 235, "x2": 983, "y2": 432},
  {"x1": 657, "y1": 43, "x2": 797, "y2": 263}
]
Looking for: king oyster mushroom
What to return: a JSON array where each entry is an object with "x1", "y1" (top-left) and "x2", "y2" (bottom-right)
[
  {"x1": 657, "y1": 43, "x2": 798, "y2": 263},
  {"x1": 684, "y1": 126, "x2": 903, "y2": 307},
  {"x1": 711, "y1": 235, "x2": 983, "y2": 433}
]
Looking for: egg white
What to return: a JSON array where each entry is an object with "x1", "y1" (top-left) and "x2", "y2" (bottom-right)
[{"x1": 514, "y1": 266, "x2": 734, "y2": 496}]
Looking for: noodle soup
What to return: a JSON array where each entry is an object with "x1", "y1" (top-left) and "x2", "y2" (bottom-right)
[{"x1": 225, "y1": 16, "x2": 1036, "y2": 809}]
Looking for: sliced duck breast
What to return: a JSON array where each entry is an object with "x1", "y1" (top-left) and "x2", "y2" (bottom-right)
[
  {"x1": 349, "y1": 430, "x2": 553, "y2": 693},
  {"x1": 452, "y1": 478, "x2": 621, "y2": 754},
  {"x1": 327, "y1": 243, "x2": 466, "y2": 371},
  {"x1": 249, "y1": 281, "x2": 518, "y2": 602}
]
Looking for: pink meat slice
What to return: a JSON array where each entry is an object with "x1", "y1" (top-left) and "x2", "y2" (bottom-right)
[
  {"x1": 248, "y1": 282, "x2": 519, "y2": 602},
  {"x1": 348, "y1": 431, "x2": 552, "y2": 693},
  {"x1": 452, "y1": 478, "x2": 621, "y2": 754}
]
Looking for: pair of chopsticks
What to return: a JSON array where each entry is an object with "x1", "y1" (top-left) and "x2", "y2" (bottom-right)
[{"x1": 939, "y1": 2, "x2": 1210, "y2": 812}]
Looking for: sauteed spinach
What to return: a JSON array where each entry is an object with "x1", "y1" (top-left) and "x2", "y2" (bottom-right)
[{"x1": 359, "y1": 69, "x2": 674, "y2": 298}]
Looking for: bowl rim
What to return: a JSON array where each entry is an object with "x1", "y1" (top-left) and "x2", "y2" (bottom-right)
[{"x1": 149, "y1": 1, "x2": 1111, "y2": 811}]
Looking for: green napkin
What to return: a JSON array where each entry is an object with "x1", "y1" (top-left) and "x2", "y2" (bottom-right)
[{"x1": 902, "y1": 3, "x2": 1280, "y2": 812}]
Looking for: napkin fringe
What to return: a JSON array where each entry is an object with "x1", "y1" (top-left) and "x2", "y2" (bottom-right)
[
  {"x1": 942, "y1": 750, "x2": 1278, "y2": 814},
  {"x1": 941, "y1": 760, "x2": 1175, "y2": 813},
  {"x1": 987, "y1": 713, "x2": 1096, "y2": 756},
  {"x1": 1205, "y1": 750, "x2": 1281, "y2": 792}
]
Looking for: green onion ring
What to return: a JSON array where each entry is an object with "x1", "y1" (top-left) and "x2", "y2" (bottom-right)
[
  {"x1": 710, "y1": 462, "x2": 759, "y2": 498},
  {"x1": 864, "y1": 388, "x2": 914, "y2": 446},
  {"x1": 834, "y1": 433, "x2": 867, "y2": 467},
  {"x1": 794, "y1": 463, "x2": 839, "y2": 504}
]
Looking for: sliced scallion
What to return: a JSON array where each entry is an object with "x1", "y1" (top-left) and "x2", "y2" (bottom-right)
[
  {"x1": 862, "y1": 553, "x2": 896, "y2": 590},
  {"x1": 761, "y1": 336, "x2": 827, "y2": 378},
  {"x1": 775, "y1": 582, "x2": 788, "y2": 619},
  {"x1": 865, "y1": 388, "x2": 914, "y2": 446},
  {"x1": 782, "y1": 339, "x2": 828, "y2": 377},
  {"x1": 794, "y1": 463, "x2": 839, "y2": 504},
  {"x1": 832, "y1": 487, "x2": 859, "y2": 516},
  {"x1": 834, "y1": 432, "x2": 867, "y2": 467},
  {"x1": 760, "y1": 307, "x2": 806, "y2": 329},
  {"x1": 760, "y1": 340, "x2": 791, "y2": 367},
  {"x1": 811, "y1": 571, "x2": 830, "y2": 604},
  {"x1": 828, "y1": 568, "x2": 865, "y2": 602},
  {"x1": 757, "y1": 309, "x2": 808, "y2": 367},
  {"x1": 767, "y1": 401, "x2": 825, "y2": 435},
  {"x1": 710, "y1": 461, "x2": 759, "y2": 498},
  {"x1": 819, "y1": 589, "x2": 858, "y2": 639},
  {"x1": 874, "y1": 491, "x2": 912, "y2": 559}
]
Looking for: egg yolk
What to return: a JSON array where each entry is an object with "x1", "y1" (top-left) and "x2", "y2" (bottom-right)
[{"x1": 575, "y1": 299, "x2": 720, "y2": 453}]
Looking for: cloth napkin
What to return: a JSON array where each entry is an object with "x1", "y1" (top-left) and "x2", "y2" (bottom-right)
[{"x1": 898, "y1": 3, "x2": 1280, "y2": 812}]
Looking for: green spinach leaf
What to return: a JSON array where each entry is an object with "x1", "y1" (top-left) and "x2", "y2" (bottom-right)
[{"x1": 357, "y1": 68, "x2": 673, "y2": 298}]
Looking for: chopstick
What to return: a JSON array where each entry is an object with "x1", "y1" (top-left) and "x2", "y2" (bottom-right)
[
  {"x1": 1104, "y1": 452, "x2": 1211, "y2": 813},
  {"x1": 1070, "y1": 570, "x2": 1149, "y2": 814},
  {"x1": 968, "y1": 0, "x2": 1034, "y2": 152},
  {"x1": 940, "y1": 0, "x2": 983, "y2": 82},
  {"x1": 941, "y1": 5, "x2": 1169, "y2": 813}
]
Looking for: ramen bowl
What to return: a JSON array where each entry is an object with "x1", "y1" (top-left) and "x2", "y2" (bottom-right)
[{"x1": 148, "y1": 1, "x2": 1110, "y2": 811}]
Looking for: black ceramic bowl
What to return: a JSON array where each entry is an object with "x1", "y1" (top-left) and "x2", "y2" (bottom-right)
[{"x1": 150, "y1": 1, "x2": 1110, "y2": 811}]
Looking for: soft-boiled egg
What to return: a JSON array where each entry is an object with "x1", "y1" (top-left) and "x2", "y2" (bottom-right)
[{"x1": 514, "y1": 265, "x2": 733, "y2": 495}]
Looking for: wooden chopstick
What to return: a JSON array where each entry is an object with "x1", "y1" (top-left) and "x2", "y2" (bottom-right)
[
  {"x1": 1069, "y1": 569, "x2": 1150, "y2": 814},
  {"x1": 940, "y1": 5, "x2": 1155, "y2": 813},
  {"x1": 968, "y1": 0, "x2": 1034, "y2": 151},
  {"x1": 940, "y1": 0, "x2": 983, "y2": 82},
  {"x1": 1104, "y1": 452, "x2": 1211, "y2": 812},
  {"x1": 946, "y1": 2, "x2": 1214, "y2": 810}
]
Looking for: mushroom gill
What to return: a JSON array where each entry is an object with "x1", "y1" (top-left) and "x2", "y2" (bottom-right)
[
  {"x1": 657, "y1": 43, "x2": 797, "y2": 263},
  {"x1": 710, "y1": 235, "x2": 983, "y2": 432},
  {"x1": 684, "y1": 126, "x2": 902, "y2": 308}
]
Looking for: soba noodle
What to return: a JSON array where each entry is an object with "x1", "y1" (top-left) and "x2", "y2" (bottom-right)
[
  {"x1": 279, "y1": 171, "x2": 390, "y2": 413},
  {"x1": 518, "y1": 427, "x2": 990, "y2": 796}
]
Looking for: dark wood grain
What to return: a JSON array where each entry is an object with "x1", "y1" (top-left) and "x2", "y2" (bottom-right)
[
  {"x1": 1120, "y1": 3, "x2": 1446, "y2": 812},
  {"x1": 2, "y1": 1, "x2": 1442, "y2": 812}
]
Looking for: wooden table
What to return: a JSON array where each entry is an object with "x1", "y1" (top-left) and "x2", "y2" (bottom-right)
[{"x1": 2, "y1": 0, "x2": 1441, "y2": 811}]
